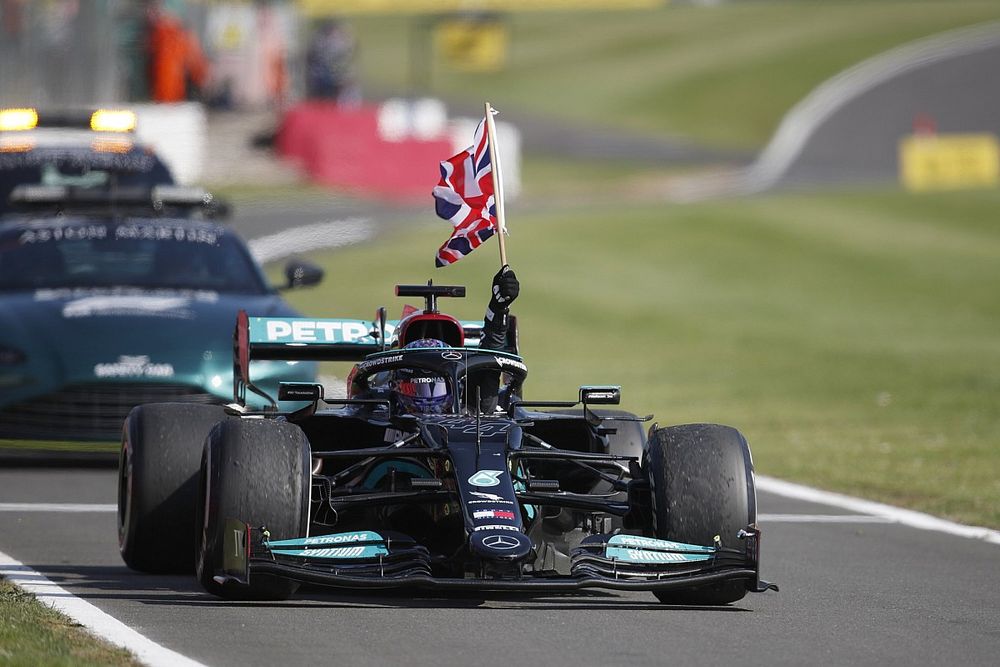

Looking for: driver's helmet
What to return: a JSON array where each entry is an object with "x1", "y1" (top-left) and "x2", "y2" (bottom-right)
[{"x1": 392, "y1": 338, "x2": 451, "y2": 414}]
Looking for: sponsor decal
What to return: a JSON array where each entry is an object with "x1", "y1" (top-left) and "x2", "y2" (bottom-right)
[
  {"x1": 261, "y1": 318, "x2": 371, "y2": 344},
  {"x1": 268, "y1": 531, "x2": 383, "y2": 548},
  {"x1": 494, "y1": 355, "x2": 527, "y2": 373},
  {"x1": 469, "y1": 491, "x2": 503, "y2": 501},
  {"x1": 473, "y1": 509, "x2": 516, "y2": 520},
  {"x1": 406, "y1": 376, "x2": 441, "y2": 384},
  {"x1": 473, "y1": 524, "x2": 520, "y2": 532},
  {"x1": 356, "y1": 354, "x2": 403, "y2": 372},
  {"x1": 468, "y1": 470, "x2": 504, "y2": 487},
  {"x1": 384, "y1": 428, "x2": 406, "y2": 443},
  {"x1": 37, "y1": 287, "x2": 217, "y2": 303},
  {"x1": 608, "y1": 534, "x2": 714, "y2": 552},
  {"x1": 18, "y1": 225, "x2": 107, "y2": 244},
  {"x1": 299, "y1": 546, "x2": 365, "y2": 558},
  {"x1": 441, "y1": 351, "x2": 463, "y2": 360},
  {"x1": 113, "y1": 223, "x2": 219, "y2": 245},
  {"x1": 231, "y1": 527, "x2": 245, "y2": 559},
  {"x1": 468, "y1": 491, "x2": 515, "y2": 505},
  {"x1": 604, "y1": 534, "x2": 713, "y2": 564},
  {"x1": 94, "y1": 355, "x2": 174, "y2": 379},
  {"x1": 424, "y1": 416, "x2": 511, "y2": 438},
  {"x1": 272, "y1": 545, "x2": 389, "y2": 559},
  {"x1": 606, "y1": 548, "x2": 711, "y2": 564},
  {"x1": 586, "y1": 392, "x2": 616, "y2": 400},
  {"x1": 300, "y1": 532, "x2": 378, "y2": 545},
  {"x1": 63, "y1": 295, "x2": 194, "y2": 319},
  {"x1": 482, "y1": 534, "x2": 524, "y2": 551}
]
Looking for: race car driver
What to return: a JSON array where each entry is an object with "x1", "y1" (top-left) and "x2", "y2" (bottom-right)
[{"x1": 389, "y1": 265, "x2": 520, "y2": 415}]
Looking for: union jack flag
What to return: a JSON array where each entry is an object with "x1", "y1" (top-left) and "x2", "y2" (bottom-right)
[{"x1": 432, "y1": 117, "x2": 496, "y2": 267}]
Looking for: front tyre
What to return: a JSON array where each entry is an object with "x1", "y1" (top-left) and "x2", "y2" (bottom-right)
[
  {"x1": 645, "y1": 423, "x2": 756, "y2": 605},
  {"x1": 195, "y1": 418, "x2": 311, "y2": 600},
  {"x1": 118, "y1": 403, "x2": 227, "y2": 573}
]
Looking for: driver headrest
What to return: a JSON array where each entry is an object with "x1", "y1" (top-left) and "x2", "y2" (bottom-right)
[{"x1": 397, "y1": 312, "x2": 464, "y2": 347}]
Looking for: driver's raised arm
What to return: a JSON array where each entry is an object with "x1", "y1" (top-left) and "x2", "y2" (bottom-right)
[
  {"x1": 481, "y1": 264, "x2": 519, "y2": 352},
  {"x1": 475, "y1": 265, "x2": 519, "y2": 413}
]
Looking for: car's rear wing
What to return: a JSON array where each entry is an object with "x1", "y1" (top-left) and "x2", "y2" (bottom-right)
[{"x1": 232, "y1": 311, "x2": 488, "y2": 407}]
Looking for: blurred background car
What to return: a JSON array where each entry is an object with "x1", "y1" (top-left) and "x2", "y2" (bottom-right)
[
  {"x1": 0, "y1": 185, "x2": 322, "y2": 441},
  {"x1": 0, "y1": 107, "x2": 176, "y2": 217}
]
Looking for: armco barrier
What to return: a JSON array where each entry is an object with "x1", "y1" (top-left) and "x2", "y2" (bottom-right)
[{"x1": 276, "y1": 102, "x2": 453, "y2": 201}]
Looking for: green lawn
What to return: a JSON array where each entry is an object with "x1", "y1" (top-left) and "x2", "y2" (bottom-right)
[
  {"x1": 273, "y1": 186, "x2": 1000, "y2": 529},
  {"x1": 351, "y1": 0, "x2": 1000, "y2": 149},
  {"x1": 0, "y1": 579, "x2": 139, "y2": 666}
]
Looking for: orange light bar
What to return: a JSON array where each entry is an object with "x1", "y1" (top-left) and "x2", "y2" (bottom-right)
[
  {"x1": 0, "y1": 108, "x2": 39, "y2": 132},
  {"x1": 0, "y1": 137, "x2": 34, "y2": 153},
  {"x1": 91, "y1": 137, "x2": 133, "y2": 154},
  {"x1": 90, "y1": 109, "x2": 136, "y2": 133}
]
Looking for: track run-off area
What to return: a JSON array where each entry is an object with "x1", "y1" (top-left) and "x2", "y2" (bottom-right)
[{"x1": 1, "y1": 466, "x2": 998, "y2": 667}]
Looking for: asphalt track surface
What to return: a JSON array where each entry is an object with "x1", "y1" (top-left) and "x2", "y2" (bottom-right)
[{"x1": 2, "y1": 466, "x2": 999, "y2": 667}]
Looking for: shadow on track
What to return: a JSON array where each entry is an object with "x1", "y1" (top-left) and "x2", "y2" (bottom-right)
[{"x1": 31, "y1": 564, "x2": 752, "y2": 613}]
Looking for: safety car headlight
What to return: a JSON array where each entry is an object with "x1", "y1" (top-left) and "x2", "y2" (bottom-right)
[
  {"x1": 90, "y1": 109, "x2": 136, "y2": 133},
  {"x1": 0, "y1": 108, "x2": 38, "y2": 131}
]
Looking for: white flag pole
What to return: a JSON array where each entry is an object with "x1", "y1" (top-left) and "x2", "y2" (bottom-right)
[{"x1": 484, "y1": 102, "x2": 508, "y2": 267}]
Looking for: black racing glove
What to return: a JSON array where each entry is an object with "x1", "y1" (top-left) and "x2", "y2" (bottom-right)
[
  {"x1": 486, "y1": 265, "x2": 519, "y2": 322},
  {"x1": 482, "y1": 265, "x2": 518, "y2": 350}
]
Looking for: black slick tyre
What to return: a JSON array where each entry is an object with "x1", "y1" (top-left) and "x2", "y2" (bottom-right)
[
  {"x1": 118, "y1": 403, "x2": 227, "y2": 573},
  {"x1": 645, "y1": 423, "x2": 756, "y2": 605},
  {"x1": 196, "y1": 418, "x2": 311, "y2": 600}
]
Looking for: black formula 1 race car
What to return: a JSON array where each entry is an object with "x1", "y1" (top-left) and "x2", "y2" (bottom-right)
[{"x1": 117, "y1": 283, "x2": 776, "y2": 605}]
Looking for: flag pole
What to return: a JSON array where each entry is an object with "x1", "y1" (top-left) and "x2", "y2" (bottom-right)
[{"x1": 484, "y1": 102, "x2": 508, "y2": 267}]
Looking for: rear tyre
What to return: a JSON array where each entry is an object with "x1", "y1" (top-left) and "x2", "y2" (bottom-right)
[
  {"x1": 645, "y1": 423, "x2": 756, "y2": 605},
  {"x1": 196, "y1": 418, "x2": 311, "y2": 600},
  {"x1": 118, "y1": 403, "x2": 227, "y2": 573}
]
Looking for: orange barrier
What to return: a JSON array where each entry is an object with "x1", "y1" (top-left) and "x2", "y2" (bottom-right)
[{"x1": 276, "y1": 102, "x2": 452, "y2": 201}]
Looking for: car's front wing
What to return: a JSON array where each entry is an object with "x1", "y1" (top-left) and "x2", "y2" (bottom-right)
[{"x1": 216, "y1": 521, "x2": 777, "y2": 596}]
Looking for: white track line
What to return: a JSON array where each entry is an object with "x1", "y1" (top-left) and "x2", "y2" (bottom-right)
[
  {"x1": 758, "y1": 513, "x2": 894, "y2": 524},
  {"x1": 247, "y1": 216, "x2": 373, "y2": 264},
  {"x1": 0, "y1": 503, "x2": 115, "y2": 512},
  {"x1": 757, "y1": 475, "x2": 1000, "y2": 545},
  {"x1": 0, "y1": 549, "x2": 207, "y2": 667},
  {"x1": 745, "y1": 21, "x2": 1000, "y2": 193},
  {"x1": 667, "y1": 21, "x2": 1000, "y2": 201}
]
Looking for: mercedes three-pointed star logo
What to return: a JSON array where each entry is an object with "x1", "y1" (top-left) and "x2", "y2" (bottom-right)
[{"x1": 482, "y1": 534, "x2": 521, "y2": 550}]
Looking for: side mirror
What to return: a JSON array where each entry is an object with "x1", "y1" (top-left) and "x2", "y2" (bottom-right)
[
  {"x1": 207, "y1": 196, "x2": 232, "y2": 219},
  {"x1": 282, "y1": 259, "x2": 324, "y2": 290},
  {"x1": 579, "y1": 385, "x2": 621, "y2": 405}
]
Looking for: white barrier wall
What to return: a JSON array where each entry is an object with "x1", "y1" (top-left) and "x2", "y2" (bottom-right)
[{"x1": 132, "y1": 103, "x2": 208, "y2": 185}]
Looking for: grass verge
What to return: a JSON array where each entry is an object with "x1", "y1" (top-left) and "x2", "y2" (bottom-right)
[
  {"x1": 0, "y1": 578, "x2": 139, "y2": 666},
  {"x1": 351, "y1": 0, "x2": 1000, "y2": 150}
]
